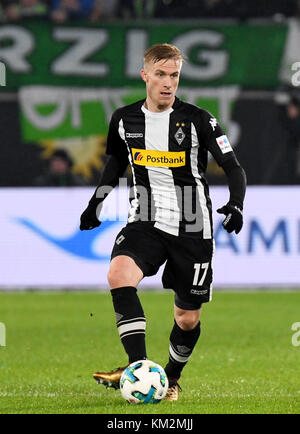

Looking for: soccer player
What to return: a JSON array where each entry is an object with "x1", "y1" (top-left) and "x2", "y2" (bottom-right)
[{"x1": 80, "y1": 43, "x2": 246, "y2": 401}]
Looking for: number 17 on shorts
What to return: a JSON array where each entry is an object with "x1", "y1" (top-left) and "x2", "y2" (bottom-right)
[
  {"x1": 193, "y1": 263, "x2": 209, "y2": 286},
  {"x1": 189, "y1": 261, "x2": 213, "y2": 301}
]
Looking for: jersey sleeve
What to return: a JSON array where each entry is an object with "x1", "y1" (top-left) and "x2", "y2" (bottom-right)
[
  {"x1": 199, "y1": 109, "x2": 237, "y2": 168},
  {"x1": 197, "y1": 109, "x2": 246, "y2": 208},
  {"x1": 106, "y1": 111, "x2": 129, "y2": 162}
]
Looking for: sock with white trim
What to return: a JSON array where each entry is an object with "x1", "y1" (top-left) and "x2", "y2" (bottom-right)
[
  {"x1": 164, "y1": 320, "x2": 201, "y2": 380},
  {"x1": 111, "y1": 286, "x2": 147, "y2": 364}
]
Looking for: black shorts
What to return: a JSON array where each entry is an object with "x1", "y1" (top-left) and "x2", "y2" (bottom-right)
[{"x1": 111, "y1": 222, "x2": 215, "y2": 309}]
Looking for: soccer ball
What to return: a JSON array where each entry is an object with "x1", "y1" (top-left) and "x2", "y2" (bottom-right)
[{"x1": 120, "y1": 360, "x2": 169, "y2": 404}]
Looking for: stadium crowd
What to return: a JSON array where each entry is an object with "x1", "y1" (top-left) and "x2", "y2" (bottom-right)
[{"x1": 0, "y1": 0, "x2": 299, "y2": 22}]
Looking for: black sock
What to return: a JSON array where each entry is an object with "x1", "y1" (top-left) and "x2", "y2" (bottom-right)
[
  {"x1": 111, "y1": 286, "x2": 147, "y2": 364},
  {"x1": 165, "y1": 320, "x2": 201, "y2": 381}
]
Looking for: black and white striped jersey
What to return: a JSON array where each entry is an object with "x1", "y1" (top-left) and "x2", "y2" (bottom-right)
[{"x1": 106, "y1": 96, "x2": 239, "y2": 239}]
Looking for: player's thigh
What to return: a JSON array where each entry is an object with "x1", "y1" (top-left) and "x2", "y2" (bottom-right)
[
  {"x1": 108, "y1": 255, "x2": 144, "y2": 289},
  {"x1": 110, "y1": 222, "x2": 167, "y2": 287},
  {"x1": 162, "y1": 237, "x2": 215, "y2": 308}
]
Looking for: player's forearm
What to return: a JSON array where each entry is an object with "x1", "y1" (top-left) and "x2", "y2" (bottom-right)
[
  {"x1": 89, "y1": 155, "x2": 129, "y2": 206},
  {"x1": 222, "y1": 162, "x2": 247, "y2": 209}
]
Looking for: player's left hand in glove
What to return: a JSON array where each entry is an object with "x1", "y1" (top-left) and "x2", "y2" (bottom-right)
[
  {"x1": 217, "y1": 203, "x2": 243, "y2": 234},
  {"x1": 80, "y1": 203, "x2": 101, "y2": 231}
]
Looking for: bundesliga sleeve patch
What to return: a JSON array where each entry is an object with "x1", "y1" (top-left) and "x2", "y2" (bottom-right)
[{"x1": 216, "y1": 135, "x2": 232, "y2": 154}]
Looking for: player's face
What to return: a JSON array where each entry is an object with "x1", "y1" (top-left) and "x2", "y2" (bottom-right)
[{"x1": 141, "y1": 58, "x2": 182, "y2": 112}]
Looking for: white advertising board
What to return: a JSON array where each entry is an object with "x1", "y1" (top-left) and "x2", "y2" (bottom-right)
[{"x1": 0, "y1": 187, "x2": 299, "y2": 288}]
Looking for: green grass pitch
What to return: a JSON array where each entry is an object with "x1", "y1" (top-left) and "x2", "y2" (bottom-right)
[{"x1": 0, "y1": 291, "x2": 299, "y2": 414}]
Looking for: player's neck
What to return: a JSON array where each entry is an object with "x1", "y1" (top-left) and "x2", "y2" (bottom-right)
[{"x1": 144, "y1": 97, "x2": 175, "y2": 113}]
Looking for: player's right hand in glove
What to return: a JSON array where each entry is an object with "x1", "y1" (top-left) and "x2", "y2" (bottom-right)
[
  {"x1": 217, "y1": 203, "x2": 243, "y2": 234},
  {"x1": 80, "y1": 203, "x2": 101, "y2": 231}
]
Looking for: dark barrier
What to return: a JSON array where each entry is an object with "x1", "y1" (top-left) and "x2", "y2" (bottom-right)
[{"x1": 1, "y1": 93, "x2": 299, "y2": 186}]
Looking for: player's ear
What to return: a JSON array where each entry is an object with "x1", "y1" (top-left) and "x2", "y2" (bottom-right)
[{"x1": 141, "y1": 69, "x2": 147, "y2": 83}]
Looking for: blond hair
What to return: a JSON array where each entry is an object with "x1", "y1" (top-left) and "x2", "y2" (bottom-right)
[{"x1": 144, "y1": 43, "x2": 184, "y2": 67}]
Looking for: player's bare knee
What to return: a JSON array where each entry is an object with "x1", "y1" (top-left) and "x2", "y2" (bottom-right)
[
  {"x1": 107, "y1": 268, "x2": 128, "y2": 289},
  {"x1": 176, "y1": 310, "x2": 200, "y2": 331},
  {"x1": 108, "y1": 257, "x2": 143, "y2": 289}
]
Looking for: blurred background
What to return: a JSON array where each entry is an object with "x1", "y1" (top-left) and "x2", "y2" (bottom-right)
[{"x1": 0, "y1": 0, "x2": 300, "y2": 289}]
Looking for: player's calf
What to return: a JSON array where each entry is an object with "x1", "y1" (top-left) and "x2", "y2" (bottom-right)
[
  {"x1": 110, "y1": 286, "x2": 147, "y2": 363},
  {"x1": 164, "y1": 320, "x2": 201, "y2": 381}
]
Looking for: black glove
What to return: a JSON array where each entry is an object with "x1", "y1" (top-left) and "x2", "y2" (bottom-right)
[
  {"x1": 80, "y1": 203, "x2": 101, "y2": 231},
  {"x1": 217, "y1": 203, "x2": 243, "y2": 234}
]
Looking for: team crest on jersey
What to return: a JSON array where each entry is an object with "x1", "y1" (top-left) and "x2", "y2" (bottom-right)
[{"x1": 175, "y1": 122, "x2": 186, "y2": 145}]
